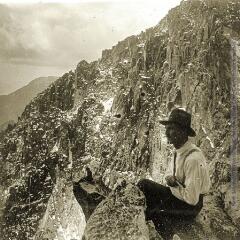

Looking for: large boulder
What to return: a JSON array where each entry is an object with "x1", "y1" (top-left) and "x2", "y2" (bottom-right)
[{"x1": 83, "y1": 183, "x2": 150, "y2": 240}]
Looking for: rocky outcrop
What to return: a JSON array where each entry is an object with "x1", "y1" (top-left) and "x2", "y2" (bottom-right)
[
  {"x1": 0, "y1": 72, "x2": 76, "y2": 239},
  {"x1": 34, "y1": 172, "x2": 86, "y2": 240},
  {"x1": 0, "y1": 0, "x2": 239, "y2": 239},
  {"x1": 83, "y1": 183, "x2": 148, "y2": 240}
]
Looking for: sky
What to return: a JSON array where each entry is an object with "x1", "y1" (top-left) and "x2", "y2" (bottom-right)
[{"x1": 0, "y1": 0, "x2": 181, "y2": 95}]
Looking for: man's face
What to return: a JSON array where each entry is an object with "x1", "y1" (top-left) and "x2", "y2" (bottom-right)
[{"x1": 165, "y1": 123, "x2": 187, "y2": 148}]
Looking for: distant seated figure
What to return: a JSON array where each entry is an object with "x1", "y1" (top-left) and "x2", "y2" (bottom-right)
[{"x1": 137, "y1": 108, "x2": 211, "y2": 236}]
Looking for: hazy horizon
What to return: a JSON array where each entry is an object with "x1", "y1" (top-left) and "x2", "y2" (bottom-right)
[{"x1": 0, "y1": 0, "x2": 181, "y2": 95}]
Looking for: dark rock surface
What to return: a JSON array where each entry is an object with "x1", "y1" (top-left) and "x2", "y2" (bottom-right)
[{"x1": 0, "y1": 0, "x2": 239, "y2": 239}]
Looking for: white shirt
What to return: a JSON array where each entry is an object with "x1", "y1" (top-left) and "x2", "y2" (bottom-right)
[{"x1": 164, "y1": 140, "x2": 211, "y2": 205}]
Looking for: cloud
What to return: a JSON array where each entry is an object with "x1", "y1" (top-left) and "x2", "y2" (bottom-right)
[
  {"x1": 0, "y1": 1, "x2": 181, "y2": 68},
  {"x1": 0, "y1": 3, "x2": 127, "y2": 67}
]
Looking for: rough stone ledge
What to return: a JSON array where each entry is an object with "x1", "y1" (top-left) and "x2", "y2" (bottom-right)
[{"x1": 82, "y1": 184, "x2": 240, "y2": 240}]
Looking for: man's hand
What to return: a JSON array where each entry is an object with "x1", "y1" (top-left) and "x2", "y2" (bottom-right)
[{"x1": 165, "y1": 175, "x2": 178, "y2": 187}]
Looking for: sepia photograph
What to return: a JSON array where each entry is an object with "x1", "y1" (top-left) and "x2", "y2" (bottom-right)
[{"x1": 0, "y1": 0, "x2": 239, "y2": 239}]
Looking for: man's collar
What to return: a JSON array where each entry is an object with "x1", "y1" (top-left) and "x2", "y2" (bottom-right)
[{"x1": 176, "y1": 140, "x2": 192, "y2": 155}]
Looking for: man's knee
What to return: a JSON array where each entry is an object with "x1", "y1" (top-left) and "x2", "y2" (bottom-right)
[{"x1": 137, "y1": 178, "x2": 150, "y2": 192}]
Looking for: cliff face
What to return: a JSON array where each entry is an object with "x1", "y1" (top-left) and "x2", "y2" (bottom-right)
[{"x1": 0, "y1": 0, "x2": 239, "y2": 239}]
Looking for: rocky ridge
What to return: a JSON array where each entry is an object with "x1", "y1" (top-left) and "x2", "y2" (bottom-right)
[{"x1": 0, "y1": 0, "x2": 239, "y2": 239}]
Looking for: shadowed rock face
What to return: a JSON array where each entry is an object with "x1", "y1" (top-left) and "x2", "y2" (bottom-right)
[
  {"x1": 73, "y1": 181, "x2": 105, "y2": 221},
  {"x1": 0, "y1": 0, "x2": 240, "y2": 239}
]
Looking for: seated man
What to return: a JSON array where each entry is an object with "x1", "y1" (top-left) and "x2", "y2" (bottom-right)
[{"x1": 137, "y1": 108, "x2": 211, "y2": 236}]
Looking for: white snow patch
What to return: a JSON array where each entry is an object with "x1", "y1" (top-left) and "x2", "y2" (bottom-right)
[
  {"x1": 51, "y1": 140, "x2": 60, "y2": 153},
  {"x1": 177, "y1": 107, "x2": 186, "y2": 111},
  {"x1": 137, "y1": 43, "x2": 145, "y2": 48},
  {"x1": 101, "y1": 98, "x2": 114, "y2": 113},
  {"x1": 206, "y1": 136, "x2": 214, "y2": 148},
  {"x1": 65, "y1": 106, "x2": 80, "y2": 121},
  {"x1": 106, "y1": 136, "x2": 112, "y2": 141},
  {"x1": 161, "y1": 27, "x2": 168, "y2": 33},
  {"x1": 96, "y1": 78, "x2": 105, "y2": 83},
  {"x1": 140, "y1": 75, "x2": 151, "y2": 79},
  {"x1": 100, "y1": 70, "x2": 107, "y2": 75},
  {"x1": 108, "y1": 68, "x2": 113, "y2": 77},
  {"x1": 96, "y1": 123, "x2": 100, "y2": 131},
  {"x1": 201, "y1": 126, "x2": 207, "y2": 134},
  {"x1": 95, "y1": 116, "x2": 103, "y2": 130}
]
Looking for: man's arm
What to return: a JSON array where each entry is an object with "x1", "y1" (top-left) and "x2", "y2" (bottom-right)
[
  {"x1": 170, "y1": 153, "x2": 202, "y2": 205},
  {"x1": 165, "y1": 175, "x2": 179, "y2": 187}
]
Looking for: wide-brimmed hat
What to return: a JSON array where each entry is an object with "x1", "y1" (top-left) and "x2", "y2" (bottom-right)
[{"x1": 159, "y1": 108, "x2": 196, "y2": 137}]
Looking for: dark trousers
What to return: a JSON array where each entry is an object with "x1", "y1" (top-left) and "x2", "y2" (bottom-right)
[{"x1": 137, "y1": 179, "x2": 203, "y2": 238}]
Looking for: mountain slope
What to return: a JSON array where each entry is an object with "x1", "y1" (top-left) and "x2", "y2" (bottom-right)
[{"x1": 0, "y1": 76, "x2": 58, "y2": 129}]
